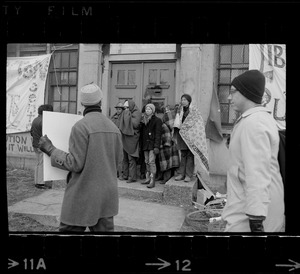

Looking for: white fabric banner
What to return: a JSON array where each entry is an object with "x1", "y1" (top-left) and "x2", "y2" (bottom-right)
[
  {"x1": 43, "y1": 111, "x2": 83, "y2": 181},
  {"x1": 6, "y1": 54, "x2": 52, "y2": 134},
  {"x1": 249, "y1": 44, "x2": 286, "y2": 129}
]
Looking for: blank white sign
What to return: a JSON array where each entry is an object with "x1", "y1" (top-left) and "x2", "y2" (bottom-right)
[{"x1": 43, "y1": 111, "x2": 83, "y2": 181}]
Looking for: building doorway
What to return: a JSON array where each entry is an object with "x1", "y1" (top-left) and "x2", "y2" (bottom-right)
[{"x1": 109, "y1": 62, "x2": 176, "y2": 118}]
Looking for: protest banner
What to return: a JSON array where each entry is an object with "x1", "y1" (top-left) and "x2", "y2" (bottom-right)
[
  {"x1": 249, "y1": 44, "x2": 286, "y2": 129},
  {"x1": 6, "y1": 54, "x2": 52, "y2": 134}
]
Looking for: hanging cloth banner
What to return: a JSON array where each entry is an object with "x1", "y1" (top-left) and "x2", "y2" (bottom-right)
[
  {"x1": 249, "y1": 44, "x2": 286, "y2": 130},
  {"x1": 6, "y1": 54, "x2": 52, "y2": 134}
]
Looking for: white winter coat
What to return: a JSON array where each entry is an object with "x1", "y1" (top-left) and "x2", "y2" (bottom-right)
[{"x1": 222, "y1": 107, "x2": 285, "y2": 232}]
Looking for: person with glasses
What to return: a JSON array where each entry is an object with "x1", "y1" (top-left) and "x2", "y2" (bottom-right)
[{"x1": 221, "y1": 70, "x2": 285, "y2": 232}]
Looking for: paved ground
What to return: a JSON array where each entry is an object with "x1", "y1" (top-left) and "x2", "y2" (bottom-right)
[{"x1": 8, "y1": 188, "x2": 186, "y2": 232}]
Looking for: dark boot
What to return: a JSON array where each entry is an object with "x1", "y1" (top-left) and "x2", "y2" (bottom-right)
[
  {"x1": 141, "y1": 172, "x2": 151, "y2": 184},
  {"x1": 147, "y1": 173, "x2": 155, "y2": 188}
]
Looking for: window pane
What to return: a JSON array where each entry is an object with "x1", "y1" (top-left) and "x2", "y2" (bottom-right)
[
  {"x1": 244, "y1": 45, "x2": 249, "y2": 63},
  {"x1": 53, "y1": 87, "x2": 61, "y2": 100},
  {"x1": 69, "y1": 86, "x2": 77, "y2": 101},
  {"x1": 218, "y1": 86, "x2": 229, "y2": 103},
  {"x1": 53, "y1": 52, "x2": 61, "y2": 68},
  {"x1": 61, "y1": 52, "x2": 69, "y2": 68},
  {"x1": 220, "y1": 104, "x2": 229, "y2": 124},
  {"x1": 53, "y1": 101, "x2": 60, "y2": 112},
  {"x1": 61, "y1": 86, "x2": 69, "y2": 101},
  {"x1": 69, "y1": 52, "x2": 78, "y2": 68},
  {"x1": 61, "y1": 102, "x2": 68, "y2": 113},
  {"x1": 50, "y1": 72, "x2": 60, "y2": 85},
  {"x1": 69, "y1": 72, "x2": 77, "y2": 85},
  {"x1": 232, "y1": 45, "x2": 244, "y2": 64},
  {"x1": 149, "y1": 69, "x2": 157, "y2": 85},
  {"x1": 219, "y1": 69, "x2": 231, "y2": 84},
  {"x1": 160, "y1": 69, "x2": 168, "y2": 85},
  {"x1": 128, "y1": 70, "x2": 136, "y2": 85},
  {"x1": 61, "y1": 72, "x2": 68, "y2": 84},
  {"x1": 117, "y1": 70, "x2": 125, "y2": 85},
  {"x1": 220, "y1": 45, "x2": 231, "y2": 64},
  {"x1": 69, "y1": 102, "x2": 76, "y2": 114}
]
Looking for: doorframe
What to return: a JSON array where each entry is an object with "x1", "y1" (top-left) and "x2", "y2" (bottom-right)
[{"x1": 108, "y1": 60, "x2": 177, "y2": 115}]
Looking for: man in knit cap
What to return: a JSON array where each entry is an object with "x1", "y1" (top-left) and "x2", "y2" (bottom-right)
[
  {"x1": 39, "y1": 83, "x2": 123, "y2": 232},
  {"x1": 222, "y1": 70, "x2": 285, "y2": 232}
]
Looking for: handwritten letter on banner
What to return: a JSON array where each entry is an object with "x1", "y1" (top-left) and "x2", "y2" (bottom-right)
[
  {"x1": 249, "y1": 44, "x2": 286, "y2": 129},
  {"x1": 43, "y1": 111, "x2": 83, "y2": 181},
  {"x1": 6, "y1": 54, "x2": 52, "y2": 134}
]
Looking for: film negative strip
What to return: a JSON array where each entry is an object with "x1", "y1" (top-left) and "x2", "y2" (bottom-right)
[
  {"x1": 3, "y1": 1, "x2": 299, "y2": 273},
  {"x1": 7, "y1": 233, "x2": 300, "y2": 273}
]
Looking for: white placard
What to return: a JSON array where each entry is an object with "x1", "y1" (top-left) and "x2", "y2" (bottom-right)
[{"x1": 43, "y1": 111, "x2": 83, "y2": 181}]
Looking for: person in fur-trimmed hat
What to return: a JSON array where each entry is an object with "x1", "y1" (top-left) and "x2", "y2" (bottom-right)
[
  {"x1": 222, "y1": 70, "x2": 285, "y2": 233},
  {"x1": 38, "y1": 83, "x2": 123, "y2": 232}
]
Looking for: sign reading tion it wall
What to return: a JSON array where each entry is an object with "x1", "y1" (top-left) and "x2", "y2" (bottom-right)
[{"x1": 6, "y1": 132, "x2": 35, "y2": 156}]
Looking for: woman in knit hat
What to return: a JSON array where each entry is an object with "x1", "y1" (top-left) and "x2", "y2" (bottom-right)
[
  {"x1": 221, "y1": 70, "x2": 285, "y2": 232},
  {"x1": 140, "y1": 103, "x2": 162, "y2": 188},
  {"x1": 173, "y1": 94, "x2": 195, "y2": 182}
]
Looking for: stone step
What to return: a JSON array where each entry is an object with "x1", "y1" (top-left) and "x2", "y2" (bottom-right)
[
  {"x1": 52, "y1": 177, "x2": 198, "y2": 207},
  {"x1": 117, "y1": 178, "x2": 164, "y2": 203},
  {"x1": 8, "y1": 189, "x2": 186, "y2": 232}
]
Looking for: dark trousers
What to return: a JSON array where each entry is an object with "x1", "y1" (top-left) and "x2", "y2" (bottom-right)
[
  {"x1": 59, "y1": 217, "x2": 114, "y2": 232},
  {"x1": 178, "y1": 149, "x2": 194, "y2": 178},
  {"x1": 122, "y1": 150, "x2": 137, "y2": 180}
]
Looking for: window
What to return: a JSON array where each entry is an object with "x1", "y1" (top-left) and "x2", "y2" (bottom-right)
[
  {"x1": 218, "y1": 44, "x2": 249, "y2": 127},
  {"x1": 48, "y1": 45, "x2": 79, "y2": 114}
]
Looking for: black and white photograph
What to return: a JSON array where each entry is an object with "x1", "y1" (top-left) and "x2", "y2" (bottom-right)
[
  {"x1": 6, "y1": 43, "x2": 286, "y2": 233},
  {"x1": 4, "y1": 2, "x2": 298, "y2": 272}
]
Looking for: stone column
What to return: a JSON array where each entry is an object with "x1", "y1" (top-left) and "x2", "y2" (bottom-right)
[
  {"x1": 77, "y1": 44, "x2": 103, "y2": 115},
  {"x1": 179, "y1": 44, "x2": 216, "y2": 124},
  {"x1": 178, "y1": 44, "x2": 202, "y2": 107}
]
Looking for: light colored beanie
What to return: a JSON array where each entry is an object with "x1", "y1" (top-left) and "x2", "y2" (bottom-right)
[
  {"x1": 146, "y1": 103, "x2": 156, "y2": 114},
  {"x1": 80, "y1": 83, "x2": 103, "y2": 106}
]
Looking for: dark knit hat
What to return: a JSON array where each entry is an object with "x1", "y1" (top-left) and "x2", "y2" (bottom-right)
[
  {"x1": 181, "y1": 94, "x2": 192, "y2": 104},
  {"x1": 231, "y1": 70, "x2": 265, "y2": 104}
]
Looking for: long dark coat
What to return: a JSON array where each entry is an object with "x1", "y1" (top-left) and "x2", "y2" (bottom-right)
[
  {"x1": 140, "y1": 115, "x2": 162, "y2": 151},
  {"x1": 119, "y1": 100, "x2": 142, "y2": 157},
  {"x1": 50, "y1": 111, "x2": 123, "y2": 227}
]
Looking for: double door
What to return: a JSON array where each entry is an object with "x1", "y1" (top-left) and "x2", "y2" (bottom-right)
[{"x1": 109, "y1": 62, "x2": 176, "y2": 118}]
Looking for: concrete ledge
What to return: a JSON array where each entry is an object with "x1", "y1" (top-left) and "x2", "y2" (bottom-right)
[
  {"x1": 118, "y1": 179, "x2": 164, "y2": 203},
  {"x1": 163, "y1": 177, "x2": 197, "y2": 207}
]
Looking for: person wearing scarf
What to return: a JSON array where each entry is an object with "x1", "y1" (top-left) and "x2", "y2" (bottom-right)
[
  {"x1": 140, "y1": 103, "x2": 162, "y2": 188},
  {"x1": 173, "y1": 94, "x2": 194, "y2": 182},
  {"x1": 118, "y1": 100, "x2": 142, "y2": 183},
  {"x1": 38, "y1": 83, "x2": 123, "y2": 232}
]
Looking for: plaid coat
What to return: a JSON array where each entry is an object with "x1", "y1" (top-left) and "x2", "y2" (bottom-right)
[{"x1": 158, "y1": 111, "x2": 179, "y2": 172}]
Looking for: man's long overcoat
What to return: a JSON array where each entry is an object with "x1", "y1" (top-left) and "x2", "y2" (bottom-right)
[{"x1": 50, "y1": 112, "x2": 123, "y2": 226}]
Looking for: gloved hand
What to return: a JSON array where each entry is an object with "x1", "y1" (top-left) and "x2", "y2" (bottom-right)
[
  {"x1": 249, "y1": 219, "x2": 265, "y2": 232},
  {"x1": 154, "y1": 148, "x2": 160, "y2": 155},
  {"x1": 38, "y1": 135, "x2": 56, "y2": 157}
]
